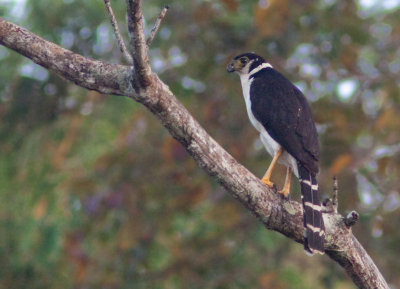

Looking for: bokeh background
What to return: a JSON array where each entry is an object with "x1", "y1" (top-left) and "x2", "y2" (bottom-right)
[{"x1": 1, "y1": 0, "x2": 400, "y2": 288}]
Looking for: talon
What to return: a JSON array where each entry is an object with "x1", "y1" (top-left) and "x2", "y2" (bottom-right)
[
  {"x1": 261, "y1": 177, "x2": 274, "y2": 188},
  {"x1": 279, "y1": 167, "x2": 292, "y2": 199},
  {"x1": 261, "y1": 148, "x2": 282, "y2": 189},
  {"x1": 278, "y1": 188, "x2": 290, "y2": 199}
]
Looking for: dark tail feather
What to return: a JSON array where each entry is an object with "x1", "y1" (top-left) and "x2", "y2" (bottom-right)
[{"x1": 298, "y1": 163, "x2": 325, "y2": 255}]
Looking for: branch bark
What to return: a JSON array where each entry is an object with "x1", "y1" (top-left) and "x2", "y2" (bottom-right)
[
  {"x1": 0, "y1": 16, "x2": 390, "y2": 289},
  {"x1": 126, "y1": 0, "x2": 151, "y2": 86}
]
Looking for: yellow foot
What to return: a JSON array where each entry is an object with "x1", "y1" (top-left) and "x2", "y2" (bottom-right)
[
  {"x1": 261, "y1": 177, "x2": 274, "y2": 188},
  {"x1": 278, "y1": 188, "x2": 290, "y2": 199}
]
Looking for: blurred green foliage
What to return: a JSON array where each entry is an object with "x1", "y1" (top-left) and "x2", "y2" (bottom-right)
[{"x1": 1, "y1": 0, "x2": 400, "y2": 288}]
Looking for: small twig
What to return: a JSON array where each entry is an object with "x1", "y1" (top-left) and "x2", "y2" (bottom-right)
[
  {"x1": 332, "y1": 176, "x2": 339, "y2": 213},
  {"x1": 344, "y1": 211, "x2": 359, "y2": 227},
  {"x1": 104, "y1": 0, "x2": 133, "y2": 64},
  {"x1": 323, "y1": 176, "x2": 339, "y2": 213},
  {"x1": 146, "y1": 5, "x2": 169, "y2": 46}
]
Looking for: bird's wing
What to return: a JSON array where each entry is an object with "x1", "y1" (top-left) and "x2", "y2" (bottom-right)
[{"x1": 250, "y1": 68, "x2": 319, "y2": 173}]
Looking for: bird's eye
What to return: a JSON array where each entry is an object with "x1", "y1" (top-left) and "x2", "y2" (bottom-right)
[{"x1": 240, "y1": 57, "x2": 248, "y2": 64}]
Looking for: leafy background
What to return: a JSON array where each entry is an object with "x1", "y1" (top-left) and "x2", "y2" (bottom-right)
[{"x1": 1, "y1": 0, "x2": 400, "y2": 288}]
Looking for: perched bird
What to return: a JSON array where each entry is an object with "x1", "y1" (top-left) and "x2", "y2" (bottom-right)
[{"x1": 227, "y1": 52, "x2": 325, "y2": 255}]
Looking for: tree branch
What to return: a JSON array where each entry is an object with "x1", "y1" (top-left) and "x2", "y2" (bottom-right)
[
  {"x1": 332, "y1": 176, "x2": 339, "y2": 213},
  {"x1": 0, "y1": 17, "x2": 390, "y2": 289},
  {"x1": 0, "y1": 18, "x2": 134, "y2": 96},
  {"x1": 324, "y1": 176, "x2": 339, "y2": 214},
  {"x1": 104, "y1": 0, "x2": 133, "y2": 64},
  {"x1": 344, "y1": 211, "x2": 359, "y2": 227},
  {"x1": 146, "y1": 5, "x2": 169, "y2": 46},
  {"x1": 125, "y1": 0, "x2": 151, "y2": 86}
]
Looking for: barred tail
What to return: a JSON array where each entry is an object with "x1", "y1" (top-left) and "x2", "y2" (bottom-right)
[{"x1": 298, "y1": 163, "x2": 325, "y2": 255}]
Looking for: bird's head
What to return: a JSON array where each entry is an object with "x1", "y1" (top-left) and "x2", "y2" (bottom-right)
[{"x1": 227, "y1": 52, "x2": 266, "y2": 75}]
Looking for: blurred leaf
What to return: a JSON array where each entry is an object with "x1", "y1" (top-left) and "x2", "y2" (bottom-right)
[
  {"x1": 258, "y1": 272, "x2": 284, "y2": 289},
  {"x1": 329, "y1": 154, "x2": 353, "y2": 176},
  {"x1": 254, "y1": 0, "x2": 288, "y2": 37},
  {"x1": 220, "y1": 0, "x2": 238, "y2": 12},
  {"x1": 375, "y1": 108, "x2": 400, "y2": 131},
  {"x1": 32, "y1": 197, "x2": 47, "y2": 220}
]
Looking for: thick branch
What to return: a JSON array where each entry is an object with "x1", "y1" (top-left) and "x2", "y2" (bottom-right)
[
  {"x1": 0, "y1": 18, "x2": 134, "y2": 96},
  {"x1": 0, "y1": 17, "x2": 390, "y2": 289}
]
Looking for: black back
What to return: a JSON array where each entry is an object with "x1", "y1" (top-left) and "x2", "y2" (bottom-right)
[{"x1": 250, "y1": 67, "x2": 319, "y2": 174}]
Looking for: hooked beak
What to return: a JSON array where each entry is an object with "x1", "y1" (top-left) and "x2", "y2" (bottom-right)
[{"x1": 227, "y1": 61, "x2": 236, "y2": 73}]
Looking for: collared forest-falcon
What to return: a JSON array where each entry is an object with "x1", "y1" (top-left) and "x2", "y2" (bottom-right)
[{"x1": 227, "y1": 52, "x2": 325, "y2": 255}]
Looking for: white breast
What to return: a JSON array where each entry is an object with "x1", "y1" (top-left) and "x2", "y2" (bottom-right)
[{"x1": 239, "y1": 72, "x2": 299, "y2": 177}]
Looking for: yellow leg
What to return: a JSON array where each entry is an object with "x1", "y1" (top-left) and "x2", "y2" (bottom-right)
[
  {"x1": 279, "y1": 167, "x2": 292, "y2": 198},
  {"x1": 261, "y1": 147, "x2": 283, "y2": 188}
]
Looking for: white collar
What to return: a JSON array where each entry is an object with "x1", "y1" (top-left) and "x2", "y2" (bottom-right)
[{"x1": 249, "y1": 62, "x2": 273, "y2": 78}]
